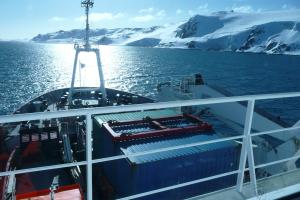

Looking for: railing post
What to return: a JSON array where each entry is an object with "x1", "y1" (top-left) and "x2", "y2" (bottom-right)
[
  {"x1": 86, "y1": 114, "x2": 93, "y2": 200},
  {"x1": 236, "y1": 100, "x2": 258, "y2": 195},
  {"x1": 68, "y1": 49, "x2": 79, "y2": 104}
]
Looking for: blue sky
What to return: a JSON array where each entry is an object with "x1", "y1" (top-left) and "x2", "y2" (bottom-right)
[{"x1": 1, "y1": 0, "x2": 300, "y2": 40}]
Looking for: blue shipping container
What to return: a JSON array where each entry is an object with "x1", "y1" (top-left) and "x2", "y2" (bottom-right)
[{"x1": 94, "y1": 124, "x2": 239, "y2": 199}]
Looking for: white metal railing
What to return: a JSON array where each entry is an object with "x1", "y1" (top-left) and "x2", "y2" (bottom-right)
[
  {"x1": 1, "y1": 92, "x2": 300, "y2": 200},
  {"x1": 106, "y1": 74, "x2": 196, "y2": 93}
]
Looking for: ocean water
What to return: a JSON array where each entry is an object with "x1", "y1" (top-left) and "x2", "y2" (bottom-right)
[{"x1": 1, "y1": 41, "x2": 300, "y2": 124}]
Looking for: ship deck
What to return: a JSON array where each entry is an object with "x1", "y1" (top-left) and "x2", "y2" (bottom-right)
[
  {"x1": 2, "y1": 90, "x2": 300, "y2": 199},
  {"x1": 15, "y1": 87, "x2": 153, "y2": 114}
]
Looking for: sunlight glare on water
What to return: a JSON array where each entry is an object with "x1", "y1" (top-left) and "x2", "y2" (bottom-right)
[
  {"x1": 76, "y1": 52, "x2": 100, "y2": 87},
  {"x1": 50, "y1": 44, "x2": 136, "y2": 91}
]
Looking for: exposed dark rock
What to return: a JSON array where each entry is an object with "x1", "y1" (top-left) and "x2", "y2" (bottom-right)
[
  {"x1": 266, "y1": 41, "x2": 278, "y2": 51},
  {"x1": 186, "y1": 41, "x2": 197, "y2": 48},
  {"x1": 175, "y1": 15, "x2": 224, "y2": 39},
  {"x1": 157, "y1": 42, "x2": 175, "y2": 47},
  {"x1": 127, "y1": 38, "x2": 161, "y2": 47},
  {"x1": 97, "y1": 36, "x2": 113, "y2": 45},
  {"x1": 271, "y1": 43, "x2": 291, "y2": 54},
  {"x1": 239, "y1": 28, "x2": 264, "y2": 51}
]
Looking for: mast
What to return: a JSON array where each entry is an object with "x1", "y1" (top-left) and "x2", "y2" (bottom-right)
[
  {"x1": 81, "y1": 0, "x2": 93, "y2": 50},
  {"x1": 68, "y1": 0, "x2": 107, "y2": 104}
]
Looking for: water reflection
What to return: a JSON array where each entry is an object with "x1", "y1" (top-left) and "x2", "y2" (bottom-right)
[{"x1": 50, "y1": 44, "x2": 136, "y2": 90}]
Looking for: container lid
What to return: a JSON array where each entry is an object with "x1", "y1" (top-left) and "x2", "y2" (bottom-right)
[{"x1": 121, "y1": 133, "x2": 236, "y2": 164}]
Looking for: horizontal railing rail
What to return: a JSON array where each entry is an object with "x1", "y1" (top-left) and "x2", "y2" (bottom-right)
[
  {"x1": 1, "y1": 91, "x2": 300, "y2": 123},
  {"x1": 0, "y1": 161, "x2": 88, "y2": 177},
  {"x1": 1, "y1": 91, "x2": 300, "y2": 200}
]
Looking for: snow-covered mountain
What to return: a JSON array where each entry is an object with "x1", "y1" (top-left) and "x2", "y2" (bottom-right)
[
  {"x1": 32, "y1": 27, "x2": 162, "y2": 45},
  {"x1": 32, "y1": 10, "x2": 300, "y2": 55}
]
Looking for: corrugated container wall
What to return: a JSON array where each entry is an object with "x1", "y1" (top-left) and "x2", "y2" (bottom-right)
[{"x1": 93, "y1": 116, "x2": 240, "y2": 200}]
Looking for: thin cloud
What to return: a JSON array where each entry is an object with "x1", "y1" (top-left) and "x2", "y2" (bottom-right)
[
  {"x1": 198, "y1": 3, "x2": 209, "y2": 14},
  {"x1": 50, "y1": 17, "x2": 66, "y2": 22},
  {"x1": 75, "y1": 12, "x2": 124, "y2": 22},
  {"x1": 188, "y1": 3, "x2": 209, "y2": 16},
  {"x1": 188, "y1": 10, "x2": 195, "y2": 16},
  {"x1": 132, "y1": 9, "x2": 166, "y2": 22},
  {"x1": 176, "y1": 9, "x2": 183, "y2": 14},
  {"x1": 198, "y1": 3, "x2": 208, "y2": 10},
  {"x1": 282, "y1": 4, "x2": 297, "y2": 10},
  {"x1": 256, "y1": 8, "x2": 265, "y2": 13},
  {"x1": 139, "y1": 7, "x2": 154, "y2": 13},
  {"x1": 132, "y1": 15, "x2": 155, "y2": 22},
  {"x1": 156, "y1": 10, "x2": 166, "y2": 17},
  {"x1": 232, "y1": 5, "x2": 254, "y2": 13}
]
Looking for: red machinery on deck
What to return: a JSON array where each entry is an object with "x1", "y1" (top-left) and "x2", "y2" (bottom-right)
[
  {"x1": 103, "y1": 114, "x2": 213, "y2": 141},
  {"x1": 16, "y1": 184, "x2": 83, "y2": 200}
]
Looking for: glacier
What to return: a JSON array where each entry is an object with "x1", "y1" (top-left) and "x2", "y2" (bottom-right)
[{"x1": 31, "y1": 10, "x2": 300, "y2": 55}]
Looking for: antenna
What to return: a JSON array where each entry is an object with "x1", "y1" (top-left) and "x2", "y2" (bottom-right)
[{"x1": 81, "y1": 0, "x2": 94, "y2": 50}]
